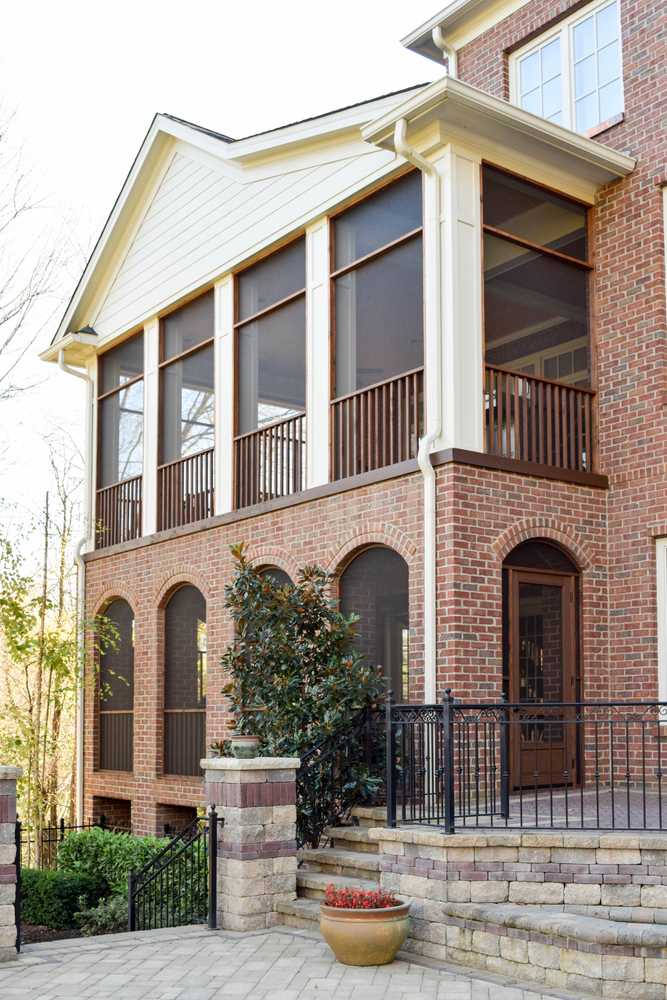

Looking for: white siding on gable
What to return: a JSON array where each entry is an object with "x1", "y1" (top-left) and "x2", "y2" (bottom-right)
[{"x1": 93, "y1": 141, "x2": 398, "y2": 340}]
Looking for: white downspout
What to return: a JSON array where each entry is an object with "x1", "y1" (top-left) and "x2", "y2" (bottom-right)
[
  {"x1": 394, "y1": 119, "x2": 441, "y2": 705},
  {"x1": 432, "y1": 25, "x2": 458, "y2": 77},
  {"x1": 58, "y1": 349, "x2": 93, "y2": 823}
]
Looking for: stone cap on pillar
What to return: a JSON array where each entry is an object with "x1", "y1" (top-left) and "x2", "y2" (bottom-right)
[
  {"x1": 0, "y1": 766, "x2": 23, "y2": 780},
  {"x1": 200, "y1": 757, "x2": 300, "y2": 773}
]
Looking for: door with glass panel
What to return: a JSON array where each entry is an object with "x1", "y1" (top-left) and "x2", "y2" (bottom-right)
[{"x1": 508, "y1": 569, "x2": 577, "y2": 789}]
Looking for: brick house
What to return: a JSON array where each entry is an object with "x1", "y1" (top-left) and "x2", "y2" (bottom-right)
[{"x1": 41, "y1": 0, "x2": 666, "y2": 837}]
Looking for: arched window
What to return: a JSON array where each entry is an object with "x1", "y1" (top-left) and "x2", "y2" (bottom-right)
[
  {"x1": 259, "y1": 566, "x2": 293, "y2": 588},
  {"x1": 164, "y1": 585, "x2": 207, "y2": 775},
  {"x1": 339, "y1": 547, "x2": 410, "y2": 701},
  {"x1": 99, "y1": 599, "x2": 134, "y2": 772}
]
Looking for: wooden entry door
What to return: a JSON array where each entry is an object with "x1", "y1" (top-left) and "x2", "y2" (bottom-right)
[{"x1": 508, "y1": 569, "x2": 577, "y2": 790}]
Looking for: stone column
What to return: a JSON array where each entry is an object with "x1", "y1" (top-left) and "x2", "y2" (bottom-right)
[
  {"x1": 201, "y1": 756, "x2": 300, "y2": 931},
  {"x1": 0, "y1": 765, "x2": 21, "y2": 962}
]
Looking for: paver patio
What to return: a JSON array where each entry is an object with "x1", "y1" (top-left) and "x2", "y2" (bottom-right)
[{"x1": 0, "y1": 925, "x2": 602, "y2": 1000}]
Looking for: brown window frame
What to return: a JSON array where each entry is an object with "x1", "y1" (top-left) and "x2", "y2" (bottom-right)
[{"x1": 96, "y1": 332, "x2": 145, "y2": 491}]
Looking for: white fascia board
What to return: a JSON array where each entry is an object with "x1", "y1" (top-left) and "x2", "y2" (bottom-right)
[
  {"x1": 362, "y1": 76, "x2": 636, "y2": 187},
  {"x1": 40, "y1": 331, "x2": 98, "y2": 366}
]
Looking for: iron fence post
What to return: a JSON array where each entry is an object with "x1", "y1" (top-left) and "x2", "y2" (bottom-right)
[
  {"x1": 208, "y1": 806, "x2": 218, "y2": 930},
  {"x1": 385, "y1": 689, "x2": 396, "y2": 828},
  {"x1": 500, "y1": 693, "x2": 510, "y2": 820},
  {"x1": 59, "y1": 817, "x2": 65, "y2": 842},
  {"x1": 15, "y1": 818, "x2": 21, "y2": 953},
  {"x1": 442, "y1": 689, "x2": 456, "y2": 834},
  {"x1": 127, "y1": 871, "x2": 136, "y2": 932}
]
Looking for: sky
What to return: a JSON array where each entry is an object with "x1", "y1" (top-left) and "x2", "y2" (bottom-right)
[{"x1": 0, "y1": 0, "x2": 441, "y2": 550}]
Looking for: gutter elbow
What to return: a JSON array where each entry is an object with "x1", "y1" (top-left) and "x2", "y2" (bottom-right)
[
  {"x1": 432, "y1": 26, "x2": 457, "y2": 77},
  {"x1": 58, "y1": 348, "x2": 91, "y2": 383}
]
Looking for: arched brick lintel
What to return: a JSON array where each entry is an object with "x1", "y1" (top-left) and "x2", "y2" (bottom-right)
[
  {"x1": 492, "y1": 519, "x2": 593, "y2": 571},
  {"x1": 326, "y1": 523, "x2": 418, "y2": 579}
]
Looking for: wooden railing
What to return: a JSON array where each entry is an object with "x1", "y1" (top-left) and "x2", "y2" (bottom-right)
[
  {"x1": 99, "y1": 711, "x2": 133, "y2": 772},
  {"x1": 234, "y1": 413, "x2": 305, "y2": 510},
  {"x1": 95, "y1": 476, "x2": 143, "y2": 549},
  {"x1": 158, "y1": 448, "x2": 214, "y2": 531},
  {"x1": 484, "y1": 365, "x2": 595, "y2": 472},
  {"x1": 331, "y1": 367, "x2": 424, "y2": 481},
  {"x1": 164, "y1": 709, "x2": 206, "y2": 776}
]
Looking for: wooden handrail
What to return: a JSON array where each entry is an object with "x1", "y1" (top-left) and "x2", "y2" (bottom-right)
[
  {"x1": 234, "y1": 412, "x2": 305, "y2": 510},
  {"x1": 331, "y1": 366, "x2": 425, "y2": 405},
  {"x1": 158, "y1": 447, "x2": 214, "y2": 531},
  {"x1": 95, "y1": 475, "x2": 143, "y2": 549}
]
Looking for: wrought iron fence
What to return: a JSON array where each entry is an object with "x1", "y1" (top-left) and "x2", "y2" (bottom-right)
[
  {"x1": 387, "y1": 694, "x2": 667, "y2": 833},
  {"x1": 128, "y1": 809, "x2": 218, "y2": 931},
  {"x1": 19, "y1": 816, "x2": 123, "y2": 870},
  {"x1": 296, "y1": 706, "x2": 384, "y2": 849}
]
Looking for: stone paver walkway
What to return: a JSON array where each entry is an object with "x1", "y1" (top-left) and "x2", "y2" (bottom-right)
[{"x1": 0, "y1": 925, "x2": 598, "y2": 1000}]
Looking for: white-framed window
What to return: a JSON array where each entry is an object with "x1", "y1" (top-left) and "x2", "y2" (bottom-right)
[
  {"x1": 658, "y1": 538, "x2": 667, "y2": 704},
  {"x1": 511, "y1": 0, "x2": 624, "y2": 135}
]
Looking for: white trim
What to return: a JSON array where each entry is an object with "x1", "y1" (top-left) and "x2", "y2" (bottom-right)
[
  {"x1": 657, "y1": 538, "x2": 667, "y2": 704},
  {"x1": 142, "y1": 318, "x2": 159, "y2": 536},
  {"x1": 510, "y1": 0, "x2": 625, "y2": 134},
  {"x1": 214, "y1": 276, "x2": 234, "y2": 514},
  {"x1": 305, "y1": 219, "x2": 330, "y2": 488}
]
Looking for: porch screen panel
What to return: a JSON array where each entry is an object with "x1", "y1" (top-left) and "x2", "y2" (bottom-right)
[
  {"x1": 99, "y1": 598, "x2": 134, "y2": 771},
  {"x1": 164, "y1": 585, "x2": 207, "y2": 775}
]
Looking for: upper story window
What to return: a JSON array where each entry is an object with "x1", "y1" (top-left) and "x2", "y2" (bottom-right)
[
  {"x1": 483, "y1": 165, "x2": 592, "y2": 386},
  {"x1": 97, "y1": 333, "x2": 144, "y2": 488},
  {"x1": 332, "y1": 172, "x2": 423, "y2": 398},
  {"x1": 235, "y1": 238, "x2": 306, "y2": 435},
  {"x1": 511, "y1": 0, "x2": 623, "y2": 134},
  {"x1": 159, "y1": 291, "x2": 214, "y2": 464}
]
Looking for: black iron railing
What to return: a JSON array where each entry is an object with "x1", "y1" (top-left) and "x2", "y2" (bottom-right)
[
  {"x1": 19, "y1": 816, "x2": 122, "y2": 870},
  {"x1": 128, "y1": 809, "x2": 218, "y2": 931},
  {"x1": 296, "y1": 707, "x2": 384, "y2": 849},
  {"x1": 387, "y1": 694, "x2": 667, "y2": 832}
]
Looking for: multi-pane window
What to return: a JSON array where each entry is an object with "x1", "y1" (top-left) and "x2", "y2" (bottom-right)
[
  {"x1": 235, "y1": 239, "x2": 306, "y2": 435},
  {"x1": 98, "y1": 598, "x2": 134, "y2": 772},
  {"x1": 98, "y1": 334, "x2": 144, "y2": 488},
  {"x1": 164, "y1": 585, "x2": 207, "y2": 776},
  {"x1": 160, "y1": 292, "x2": 215, "y2": 463},
  {"x1": 332, "y1": 172, "x2": 423, "y2": 398},
  {"x1": 513, "y1": 0, "x2": 623, "y2": 134},
  {"x1": 483, "y1": 165, "x2": 591, "y2": 386}
]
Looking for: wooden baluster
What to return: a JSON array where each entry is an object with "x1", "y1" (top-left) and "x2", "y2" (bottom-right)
[{"x1": 513, "y1": 373, "x2": 520, "y2": 460}]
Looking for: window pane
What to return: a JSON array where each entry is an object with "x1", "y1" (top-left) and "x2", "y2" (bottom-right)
[
  {"x1": 334, "y1": 172, "x2": 422, "y2": 270},
  {"x1": 100, "y1": 599, "x2": 134, "y2": 710},
  {"x1": 542, "y1": 76, "x2": 562, "y2": 119},
  {"x1": 162, "y1": 291, "x2": 214, "y2": 361},
  {"x1": 237, "y1": 297, "x2": 305, "y2": 434},
  {"x1": 161, "y1": 345, "x2": 214, "y2": 463},
  {"x1": 483, "y1": 167, "x2": 587, "y2": 261},
  {"x1": 99, "y1": 334, "x2": 144, "y2": 395},
  {"x1": 576, "y1": 91, "x2": 598, "y2": 131},
  {"x1": 484, "y1": 233, "x2": 590, "y2": 386},
  {"x1": 340, "y1": 547, "x2": 409, "y2": 701},
  {"x1": 521, "y1": 88, "x2": 541, "y2": 114},
  {"x1": 237, "y1": 239, "x2": 305, "y2": 322},
  {"x1": 596, "y1": 1, "x2": 618, "y2": 47},
  {"x1": 598, "y1": 40, "x2": 619, "y2": 86},
  {"x1": 520, "y1": 50, "x2": 540, "y2": 94},
  {"x1": 335, "y1": 237, "x2": 423, "y2": 397},
  {"x1": 541, "y1": 37, "x2": 561, "y2": 81},
  {"x1": 599, "y1": 77, "x2": 623, "y2": 120},
  {"x1": 575, "y1": 54, "x2": 596, "y2": 97},
  {"x1": 99, "y1": 380, "x2": 144, "y2": 487},
  {"x1": 164, "y1": 586, "x2": 206, "y2": 710},
  {"x1": 573, "y1": 14, "x2": 595, "y2": 60}
]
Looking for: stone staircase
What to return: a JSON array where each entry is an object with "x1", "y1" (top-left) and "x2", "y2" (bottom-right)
[{"x1": 276, "y1": 806, "x2": 385, "y2": 929}]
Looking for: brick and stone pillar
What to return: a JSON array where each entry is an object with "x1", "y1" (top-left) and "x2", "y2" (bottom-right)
[
  {"x1": 0, "y1": 765, "x2": 21, "y2": 962},
  {"x1": 201, "y1": 756, "x2": 300, "y2": 931}
]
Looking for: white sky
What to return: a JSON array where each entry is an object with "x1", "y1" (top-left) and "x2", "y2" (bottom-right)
[{"x1": 0, "y1": 0, "x2": 441, "y2": 548}]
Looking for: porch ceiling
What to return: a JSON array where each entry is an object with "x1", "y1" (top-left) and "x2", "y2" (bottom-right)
[{"x1": 362, "y1": 75, "x2": 636, "y2": 192}]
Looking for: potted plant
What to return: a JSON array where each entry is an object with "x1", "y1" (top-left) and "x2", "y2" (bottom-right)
[
  {"x1": 228, "y1": 733, "x2": 261, "y2": 758},
  {"x1": 319, "y1": 884, "x2": 411, "y2": 966}
]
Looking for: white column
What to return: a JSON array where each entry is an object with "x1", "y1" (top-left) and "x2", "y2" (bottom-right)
[
  {"x1": 438, "y1": 144, "x2": 484, "y2": 452},
  {"x1": 86, "y1": 355, "x2": 98, "y2": 551},
  {"x1": 215, "y1": 275, "x2": 235, "y2": 514},
  {"x1": 305, "y1": 218, "x2": 330, "y2": 488},
  {"x1": 142, "y1": 317, "x2": 159, "y2": 536}
]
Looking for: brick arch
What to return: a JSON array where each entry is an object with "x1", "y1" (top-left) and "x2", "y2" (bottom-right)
[
  {"x1": 154, "y1": 570, "x2": 212, "y2": 610},
  {"x1": 91, "y1": 583, "x2": 139, "y2": 617},
  {"x1": 492, "y1": 519, "x2": 593, "y2": 571},
  {"x1": 326, "y1": 523, "x2": 418, "y2": 580},
  {"x1": 244, "y1": 545, "x2": 300, "y2": 583}
]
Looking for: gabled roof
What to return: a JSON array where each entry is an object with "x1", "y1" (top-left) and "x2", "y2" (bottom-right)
[{"x1": 45, "y1": 83, "x2": 430, "y2": 356}]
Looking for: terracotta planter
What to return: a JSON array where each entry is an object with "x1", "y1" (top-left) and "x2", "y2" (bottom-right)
[
  {"x1": 228, "y1": 734, "x2": 261, "y2": 759},
  {"x1": 319, "y1": 900, "x2": 411, "y2": 966}
]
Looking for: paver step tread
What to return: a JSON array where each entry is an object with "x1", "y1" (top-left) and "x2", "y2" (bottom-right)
[
  {"x1": 275, "y1": 897, "x2": 320, "y2": 922},
  {"x1": 300, "y1": 847, "x2": 382, "y2": 873},
  {"x1": 297, "y1": 870, "x2": 378, "y2": 894},
  {"x1": 325, "y1": 825, "x2": 378, "y2": 851}
]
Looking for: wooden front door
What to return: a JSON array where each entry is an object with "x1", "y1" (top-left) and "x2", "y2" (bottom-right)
[{"x1": 508, "y1": 569, "x2": 577, "y2": 790}]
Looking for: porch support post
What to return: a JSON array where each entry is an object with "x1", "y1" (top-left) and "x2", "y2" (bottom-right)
[
  {"x1": 201, "y1": 756, "x2": 300, "y2": 931},
  {"x1": 305, "y1": 218, "x2": 330, "y2": 488},
  {"x1": 214, "y1": 275, "x2": 235, "y2": 514},
  {"x1": 142, "y1": 317, "x2": 159, "y2": 536}
]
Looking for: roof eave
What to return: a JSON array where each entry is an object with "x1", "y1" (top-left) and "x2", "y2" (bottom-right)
[
  {"x1": 40, "y1": 330, "x2": 98, "y2": 366},
  {"x1": 401, "y1": 0, "x2": 492, "y2": 62}
]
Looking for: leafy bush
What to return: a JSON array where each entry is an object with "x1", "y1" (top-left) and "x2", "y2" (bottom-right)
[
  {"x1": 57, "y1": 827, "x2": 165, "y2": 895},
  {"x1": 21, "y1": 868, "x2": 104, "y2": 929},
  {"x1": 324, "y1": 884, "x2": 401, "y2": 909},
  {"x1": 221, "y1": 543, "x2": 384, "y2": 756},
  {"x1": 76, "y1": 894, "x2": 129, "y2": 936}
]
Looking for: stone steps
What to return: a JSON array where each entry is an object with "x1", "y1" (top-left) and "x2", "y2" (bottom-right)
[
  {"x1": 350, "y1": 805, "x2": 388, "y2": 827},
  {"x1": 325, "y1": 825, "x2": 379, "y2": 853},
  {"x1": 300, "y1": 846, "x2": 381, "y2": 881},
  {"x1": 275, "y1": 896, "x2": 320, "y2": 929},
  {"x1": 297, "y1": 869, "x2": 378, "y2": 900}
]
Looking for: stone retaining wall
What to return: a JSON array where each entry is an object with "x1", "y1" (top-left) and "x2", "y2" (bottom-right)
[{"x1": 0, "y1": 766, "x2": 21, "y2": 962}]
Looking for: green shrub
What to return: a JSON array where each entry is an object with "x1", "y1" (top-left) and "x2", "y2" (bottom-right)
[
  {"x1": 57, "y1": 827, "x2": 165, "y2": 895},
  {"x1": 21, "y1": 868, "x2": 104, "y2": 929},
  {"x1": 76, "y1": 894, "x2": 129, "y2": 936}
]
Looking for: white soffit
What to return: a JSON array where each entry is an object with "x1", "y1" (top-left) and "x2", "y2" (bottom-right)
[
  {"x1": 402, "y1": 0, "x2": 531, "y2": 62},
  {"x1": 362, "y1": 76, "x2": 635, "y2": 189}
]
